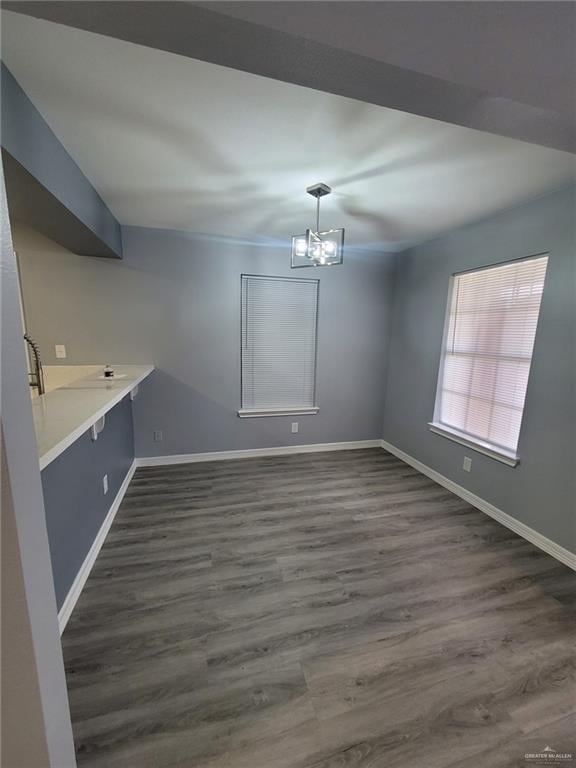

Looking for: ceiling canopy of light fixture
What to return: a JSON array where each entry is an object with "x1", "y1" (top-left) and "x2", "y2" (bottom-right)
[{"x1": 291, "y1": 184, "x2": 344, "y2": 268}]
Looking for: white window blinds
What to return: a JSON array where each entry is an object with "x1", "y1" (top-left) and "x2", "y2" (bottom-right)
[
  {"x1": 433, "y1": 255, "x2": 548, "y2": 459},
  {"x1": 241, "y1": 275, "x2": 319, "y2": 413}
]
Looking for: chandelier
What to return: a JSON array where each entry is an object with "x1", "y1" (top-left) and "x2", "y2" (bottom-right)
[{"x1": 291, "y1": 183, "x2": 344, "y2": 268}]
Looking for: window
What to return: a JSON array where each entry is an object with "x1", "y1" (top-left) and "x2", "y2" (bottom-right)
[
  {"x1": 431, "y1": 254, "x2": 548, "y2": 465},
  {"x1": 239, "y1": 274, "x2": 319, "y2": 417}
]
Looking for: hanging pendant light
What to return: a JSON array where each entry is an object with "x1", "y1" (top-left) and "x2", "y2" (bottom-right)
[{"x1": 291, "y1": 183, "x2": 344, "y2": 268}]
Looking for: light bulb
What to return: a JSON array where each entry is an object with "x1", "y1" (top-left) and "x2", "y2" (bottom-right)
[{"x1": 295, "y1": 239, "x2": 307, "y2": 257}]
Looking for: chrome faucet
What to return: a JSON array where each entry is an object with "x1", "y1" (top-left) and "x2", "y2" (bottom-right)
[{"x1": 24, "y1": 333, "x2": 45, "y2": 395}]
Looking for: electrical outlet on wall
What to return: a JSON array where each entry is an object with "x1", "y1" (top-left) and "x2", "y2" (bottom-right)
[
  {"x1": 102, "y1": 474, "x2": 108, "y2": 494},
  {"x1": 291, "y1": 422, "x2": 299, "y2": 434},
  {"x1": 55, "y1": 344, "x2": 67, "y2": 359},
  {"x1": 153, "y1": 430, "x2": 163, "y2": 442},
  {"x1": 463, "y1": 456, "x2": 472, "y2": 472}
]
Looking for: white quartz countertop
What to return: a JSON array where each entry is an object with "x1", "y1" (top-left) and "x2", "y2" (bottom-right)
[{"x1": 32, "y1": 365, "x2": 154, "y2": 470}]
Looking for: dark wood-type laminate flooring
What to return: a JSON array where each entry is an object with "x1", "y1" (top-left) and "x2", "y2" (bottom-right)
[{"x1": 63, "y1": 449, "x2": 576, "y2": 768}]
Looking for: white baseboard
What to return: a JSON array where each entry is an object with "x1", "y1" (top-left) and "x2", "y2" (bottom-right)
[
  {"x1": 380, "y1": 439, "x2": 576, "y2": 572},
  {"x1": 136, "y1": 440, "x2": 381, "y2": 467},
  {"x1": 57, "y1": 460, "x2": 137, "y2": 634}
]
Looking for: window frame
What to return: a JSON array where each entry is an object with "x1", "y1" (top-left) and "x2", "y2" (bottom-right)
[
  {"x1": 429, "y1": 253, "x2": 549, "y2": 467},
  {"x1": 238, "y1": 273, "x2": 320, "y2": 418}
]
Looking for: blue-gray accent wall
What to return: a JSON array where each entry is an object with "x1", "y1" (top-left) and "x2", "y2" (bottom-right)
[
  {"x1": 1, "y1": 63, "x2": 122, "y2": 258},
  {"x1": 40, "y1": 396, "x2": 135, "y2": 609},
  {"x1": 383, "y1": 185, "x2": 576, "y2": 554}
]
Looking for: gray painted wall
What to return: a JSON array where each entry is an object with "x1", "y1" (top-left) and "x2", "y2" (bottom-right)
[
  {"x1": 14, "y1": 225, "x2": 396, "y2": 457},
  {"x1": 2, "y1": 433, "x2": 52, "y2": 768},
  {"x1": 1, "y1": 165, "x2": 76, "y2": 765},
  {"x1": 1, "y1": 63, "x2": 122, "y2": 258},
  {"x1": 40, "y1": 396, "x2": 135, "y2": 609},
  {"x1": 383, "y1": 186, "x2": 576, "y2": 553}
]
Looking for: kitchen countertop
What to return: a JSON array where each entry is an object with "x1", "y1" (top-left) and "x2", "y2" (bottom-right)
[
  {"x1": 32, "y1": 365, "x2": 154, "y2": 470},
  {"x1": 31, "y1": 365, "x2": 103, "y2": 396}
]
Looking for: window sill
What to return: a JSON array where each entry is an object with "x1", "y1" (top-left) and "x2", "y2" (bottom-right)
[
  {"x1": 238, "y1": 407, "x2": 319, "y2": 418},
  {"x1": 428, "y1": 423, "x2": 519, "y2": 467}
]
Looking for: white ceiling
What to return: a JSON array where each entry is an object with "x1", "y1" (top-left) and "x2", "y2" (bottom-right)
[{"x1": 2, "y1": 10, "x2": 575, "y2": 251}]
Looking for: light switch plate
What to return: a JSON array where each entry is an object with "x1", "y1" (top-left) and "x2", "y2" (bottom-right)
[
  {"x1": 153, "y1": 430, "x2": 163, "y2": 442},
  {"x1": 291, "y1": 422, "x2": 299, "y2": 434},
  {"x1": 55, "y1": 344, "x2": 67, "y2": 359},
  {"x1": 463, "y1": 456, "x2": 472, "y2": 472}
]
